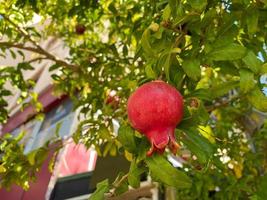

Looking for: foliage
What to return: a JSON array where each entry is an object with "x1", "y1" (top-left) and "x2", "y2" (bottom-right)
[{"x1": 0, "y1": 0, "x2": 267, "y2": 199}]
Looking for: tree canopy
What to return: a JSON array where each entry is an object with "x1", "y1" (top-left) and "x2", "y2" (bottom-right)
[{"x1": 0, "y1": 0, "x2": 267, "y2": 199}]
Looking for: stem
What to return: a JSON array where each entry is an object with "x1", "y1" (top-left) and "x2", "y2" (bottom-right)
[
  {"x1": 206, "y1": 95, "x2": 240, "y2": 112},
  {"x1": 113, "y1": 174, "x2": 129, "y2": 188},
  {"x1": 106, "y1": 173, "x2": 129, "y2": 197},
  {"x1": 28, "y1": 57, "x2": 47, "y2": 63},
  {"x1": 0, "y1": 41, "x2": 39, "y2": 52},
  {"x1": 106, "y1": 184, "x2": 155, "y2": 200}
]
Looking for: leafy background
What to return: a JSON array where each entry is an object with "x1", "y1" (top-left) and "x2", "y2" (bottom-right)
[{"x1": 0, "y1": 0, "x2": 267, "y2": 199}]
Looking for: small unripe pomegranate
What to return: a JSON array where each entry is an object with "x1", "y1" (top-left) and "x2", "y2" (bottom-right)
[
  {"x1": 75, "y1": 24, "x2": 86, "y2": 35},
  {"x1": 127, "y1": 81, "x2": 183, "y2": 156},
  {"x1": 105, "y1": 91, "x2": 120, "y2": 109}
]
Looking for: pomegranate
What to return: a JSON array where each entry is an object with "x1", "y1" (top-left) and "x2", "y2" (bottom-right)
[
  {"x1": 105, "y1": 90, "x2": 120, "y2": 109},
  {"x1": 127, "y1": 80, "x2": 184, "y2": 156},
  {"x1": 75, "y1": 24, "x2": 86, "y2": 35}
]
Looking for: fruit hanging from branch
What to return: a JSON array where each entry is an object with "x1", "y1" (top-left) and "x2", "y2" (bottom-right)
[
  {"x1": 127, "y1": 80, "x2": 184, "y2": 156},
  {"x1": 105, "y1": 90, "x2": 120, "y2": 109},
  {"x1": 75, "y1": 24, "x2": 86, "y2": 35}
]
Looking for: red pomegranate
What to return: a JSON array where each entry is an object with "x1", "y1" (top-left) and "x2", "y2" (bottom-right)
[{"x1": 127, "y1": 80, "x2": 184, "y2": 156}]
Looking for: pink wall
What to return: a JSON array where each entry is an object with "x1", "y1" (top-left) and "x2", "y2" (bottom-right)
[
  {"x1": 0, "y1": 86, "x2": 65, "y2": 199},
  {"x1": 2, "y1": 86, "x2": 65, "y2": 134},
  {"x1": 0, "y1": 185, "x2": 24, "y2": 200}
]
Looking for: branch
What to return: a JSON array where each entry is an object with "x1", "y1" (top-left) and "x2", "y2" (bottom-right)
[
  {"x1": 1, "y1": 15, "x2": 79, "y2": 70},
  {"x1": 27, "y1": 57, "x2": 47, "y2": 63},
  {"x1": 107, "y1": 184, "x2": 155, "y2": 200},
  {"x1": 113, "y1": 174, "x2": 129, "y2": 188},
  {"x1": 206, "y1": 95, "x2": 240, "y2": 112},
  {"x1": 0, "y1": 41, "x2": 39, "y2": 52}
]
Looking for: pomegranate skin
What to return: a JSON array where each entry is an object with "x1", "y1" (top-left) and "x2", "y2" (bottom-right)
[{"x1": 127, "y1": 80, "x2": 183, "y2": 156}]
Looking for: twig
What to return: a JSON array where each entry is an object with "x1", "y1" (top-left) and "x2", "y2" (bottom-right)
[
  {"x1": 27, "y1": 57, "x2": 47, "y2": 63},
  {"x1": 0, "y1": 41, "x2": 39, "y2": 52},
  {"x1": 206, "y1": 95, "x2": 240, "y2": 112},
  {"x1": 1, "y1": 15, "x2": 79, "y2": 70},
  {"x1": 181, "y1": 42, "x2": 193, "y2": 50},
  {"x1": 106, "y1": 173, "x2": 129, "y2": 198},
  {"x1": 113, "y1": 174, "x2": 129, "y2": 188},
  {"x1": 107, "y1": 184, "x2": 155, "y2": 200}
]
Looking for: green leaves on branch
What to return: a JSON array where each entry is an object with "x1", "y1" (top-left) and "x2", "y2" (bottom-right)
[
  {"x1": 17, "y1": 62, "x2": 34, "y2": 71},
  {"x1": 178, "y1": 128, "x2": 214, "y2": 164},
  {"x1": 242, "y1": 51, "x2": 262, "y2": 74},
  {"x1": 247, "y1": 87, "x2": 267, "y2": 112},
  {"x1": 246, "y1": 8, "x2": 259, "y2": 36},
  {"x1": 207, "y1": 43, "x2": 247, "y2": 61},
  {"x1": 141, "y1": 28, "x2": 155, "y2": 58},
  {"x1": 239, "y1": 69, "x2": 255, "y2": 93},
  {"x1": 182, "y1": 59, "x2": 201, "y2": 81},
  {"x1": 188, "y1": 0, "x2": 207, "y2": 11},
  {"x1": 210, "y1": 81, "x2": 239, "y2": 99},
  {"x1": 128, "y1": 159, "x2": 146, "y2": 188},
  {"x1": 163, "y1": 4, "x2": 171, "y2": 20},
  {"x1": 146, "y1": 154, "x2": 192, "y2": 188},
  {"x1": 89, "y1": 179, "x2": 109, "y2": 200},
  {"x1": 117, "y1": 124, "x2": 138, "y2": 154}
]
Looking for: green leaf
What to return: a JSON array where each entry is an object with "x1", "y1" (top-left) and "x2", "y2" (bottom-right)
[
  {"x1": 179, "y1": 128, "x2": 214, "y2": 163},
  {"x1": 246, "y1": 9, "x2": 259, "y2": 36},
  {"x1": 181, "y1": 135, "x2": 207, "y2": 163},
  {"x1": 163, "y1": 4, "x2": 171, "y2": 20},
  {"x1": 35, "y1": 148, "x2": 49, "y2": 165},
  {"x1": 117, "y1": 125, "x2": 137, "y2": 153},
  {"x1": 256, "y1": 175, "x2": 267, "y2": 200},
  {"x1": 146, "y1": 154, "x2": 192, "y2": 188},
  {"x1": 186, "y1": 89, "x2": 211, "y2": 101},
  {"x1": 17, "y1": 62, "x2": 34, "y2": 70},
  {"x1": 208, "y1": 44, "x2": 247, "y2": 61},
  {"x1": 89, "y1": 179, "x2": 109, "y2": 200},
  {"x1": 210, "y1": 81, "x2": 239, "y2": 99},
  {"x1": 196, "y1": 101, "x2": 210, "y2": 124},
  {"x1": 242, "y1": 51, "x2": 262, "y2": 74},
  {"x1": 128, "y1": 160, "x2": 146, "y2": 188},
  {"x1": 239, "y1": 69, "x2": 255, "y2": 93},
  {"x1": 1, "y1": 90, "x2": 12, "y2": 96},
  {"x1": 17, "y1": 50, "x2": 25, "y2": 61},
  {"x1": 182, "y1": 59, "x2": 201, "y2": 81},
  {"x1": 163, "y1": 54, "x2": 171, "y2": 81},
  {"x1": 113, "y1": 173, "x2": 129, "y2": 195},
  {"x1": 261, "y1": 63, "x2": 267, "y2": 74},
  {"x1": 27, "y1": 149, "x2": 38, "y2": 165},
  {"x1": 141, "y1": 29, "x2": 155, "y2": 57},
  {"x1": 188, "y1": 0, "x2": 207, "y2": 11},
  {"x1": 145, "y1": 64, "x2": 156, "y2": 79},
  {"x1": 0, "y1": 165, "x2": 6, "y2": 173},
  {"x1": 9, "y1": 49, "x2": 16, "y2": 59},
  {"x1": 247, "y1": 87, "x2": 267, "y2": 112},
  {"x1": 168, "y1": 0, "x2": 178, "y2": 18},
  {"x1": 51, "y1": 74, "x2": 61, "y2": 81},
  {"x1": 114, "y1": 181, "x2": 128, "y2": 196},
  {"x1": 49, "y1": 64, "x2": 61, "y2": 72}
]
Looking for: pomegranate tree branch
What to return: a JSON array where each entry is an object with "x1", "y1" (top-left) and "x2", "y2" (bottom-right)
[
  {"x1": 113, "y1": 174, "x2": 129, "y2": 188},
  {"x1": 0, "y1": 41, "x2": 39, "y2": 52},
  {"x1": 107, "y1": 184, "x2": 155, "y2": 200},
  {"x1": 27, "y1": 57, "x2": 47, "y2": 63},
  {"x1": 206, "y1": 95, "x2": 241, "y2": 112},
  {"x1": 1, "y1": 15, "x2": 79, "y2": 70}
]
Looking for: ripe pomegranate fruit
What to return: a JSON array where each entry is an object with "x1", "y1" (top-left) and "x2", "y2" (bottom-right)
[{"x1": 127, "y1": 80, "x2": 183, "y2": 156}]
